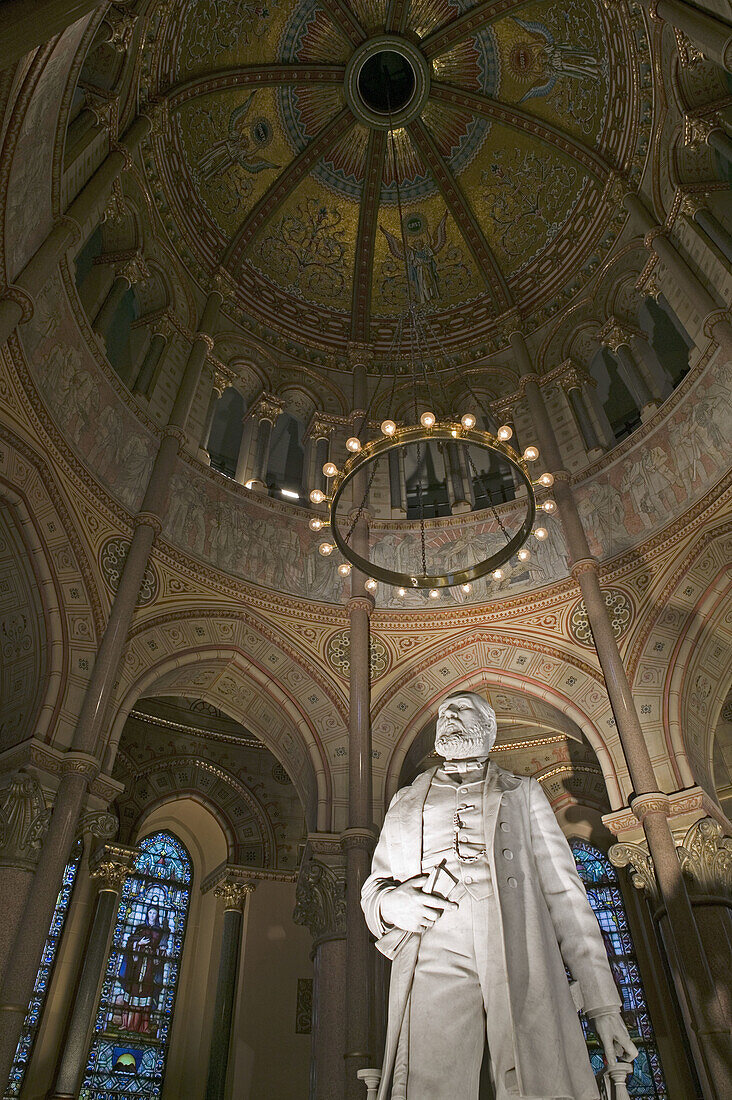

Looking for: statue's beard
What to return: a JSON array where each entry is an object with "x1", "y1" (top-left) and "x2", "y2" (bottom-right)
[{"x1": 435, "y1": 719, "x2": 494, "y2": 761}]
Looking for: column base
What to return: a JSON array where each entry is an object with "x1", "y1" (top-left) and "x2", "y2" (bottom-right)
[{"x1": 451, "y1": 500, "x2": 472, "y2": 515}]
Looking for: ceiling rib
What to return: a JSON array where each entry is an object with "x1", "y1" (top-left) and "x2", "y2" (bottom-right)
[
  {"x1": 407, "y1": 117, "x2": 512, "y2": 310},
  {"x1": 165, "y1": 65, "x2": 346, "y2": 109},
  {"x1": 384, "y1": 0, "x2": 411, "y2": 35},
  {"x1": 325, "y1": 0, "x2": 368, "y2": 48},
  {"x1": 423, "y1": 0, "x2": 536, "y2": 59},
  {"x1": 350, "y1": 128, "x2": 388, "y2": 341},
  {"x1": 430, "y1": 84, "x2": 612, "y2": 182},
  {"x1": 225, "y1": 107, "x2": 356, "y2": 270}
]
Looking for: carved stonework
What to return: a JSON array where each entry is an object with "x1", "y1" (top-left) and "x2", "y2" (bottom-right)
[
  {"x1": 0, "y1": 770, "x2": 51, "y2": 870},
  {"x1": 608, "y1": 842, "x2": 659, "y2": 904},
  {"x1": 253, "y1": 392, "x2": 283, "y2": 425},
  {"x1": 214, "y1": 879, "x2": 255, "y2": 911},
  {"x1": 101, "y1": 182, "x2": 128, "y2": 226},
  {"x1": 677, "y1": 818, "x2": 732, "y2": 897},
  {"x1": 118, "y1": 254, "x2": 150, "y2": 287},
  {"x1": 293, "y1": 857, "x2": 346, "y2": 941},
  {"x1": 77, "y1": 810, "x2": 119, "y2": 842},
  {"x1": 89, "y1": 842, "x2": 138, "y2": 893}
]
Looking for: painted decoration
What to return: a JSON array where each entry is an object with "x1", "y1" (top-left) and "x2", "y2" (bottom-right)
[
  {"x1": 80, "y1": 833, "x2": 192, "y2": 1099},
  {"x1": 4, "y1": 840, "x2": 83, "y2": 1100},
  {"x1": 571, "y1": 840, "x2": 667, "y2": 1099}
]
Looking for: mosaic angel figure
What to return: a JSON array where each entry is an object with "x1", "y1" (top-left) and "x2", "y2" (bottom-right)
[
  {"x1": 197, "y1": 92, "x2": 278, "y2": 180},
  {"x1": 379, "y1": 211, "x2": 448, "y2": 305},
  {"x1": 511, "y1": 17, "x2": 601, "y2": 101}
]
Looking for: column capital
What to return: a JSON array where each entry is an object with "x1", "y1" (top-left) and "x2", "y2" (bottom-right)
[
  {"x1": 133, "y1": 509, "x2": 165, "y2": 535},
  {"x1": 346, "y1": 341, "x2": 374, "y2": 368},
  {"x1": 293, "y1": 854, "x2": 346, "y2": 942},
  {"x1": 557, "y1": 360, "x2": 590, "y2": 393},
  {"x1": 209, "y1": 267, "x2": 236, "y2": 301},
  {"x1": 683, "y1": 111, "x2": 721, "y2": 148},
  {"x1": 0, "y1": 770, "x2": 50, "y2": 871},
  {"x1": 347, "y1": 595, "x2": 374, "y2": 616},
  {"x1": 103, "y1": 8, "x2": 137, "y2": 52},
  {"x1": 517, "y1": 371, "x2": 541, "y2": 396},
  {"x1": 306, "y1": 412, "x2": 341, "y2": 440},
  {"x1": 630, "y1": 790, "x2": 671, "y2": 820},
  {"x1": 340, "y1": 826, "x2": 378, "y2": 853},
  {"x1": 570, "y1": 557, "x2": 599, "y2": 580},
  {"x1": 89, "y1": 843, "x2": 139, "y2": 893},
  {"x1": 213, "y1": 879, "x2": 255, "y2": 912},
  {"x1": 212, "y1": 368, "x2": 230, "y2": 397},
  {"x1": 116, "y1": 252, "x2": 150, "y2": 287},
  {"x1": 702, "y1": 307, "x2": 732, "y2": 340},
  {"x1": 143, "y1": 96, "x2": 169, "y2": 138},
  {"x1": 496, "y1": 308, "x2": 524, "y2": 345},
  {"x1": 252, "y1": 391, "x2": 283, "y2": 424},
  {"x1": 0, "y1": 283, "x2": 34, "y2": 323},
  {"x1": 100, "y1": 182, "x2": 127, "y2": 227},
  {"x1": 609, "y1": 816, "x2": 732, "y2": 903},
  {"x1": 597, "y1": 316, "x2": 640, "y2": 351}
]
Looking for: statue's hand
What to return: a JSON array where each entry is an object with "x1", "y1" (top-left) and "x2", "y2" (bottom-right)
[
  {"x1": 592, "y1": 1012, "x2": 638, "y2": 1066},
  {"x1": 379, "y1": 874, "x2": 458, "y2": 933}
]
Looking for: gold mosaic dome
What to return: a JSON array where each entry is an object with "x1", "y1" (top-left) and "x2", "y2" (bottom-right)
[{"x1": 140, "y1": 0, "x2": 648, "y2": 365}]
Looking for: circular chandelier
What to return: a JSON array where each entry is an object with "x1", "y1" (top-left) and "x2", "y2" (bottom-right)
[{"x1": 307, "y1": 63, "x2": 558, "y2": 598}]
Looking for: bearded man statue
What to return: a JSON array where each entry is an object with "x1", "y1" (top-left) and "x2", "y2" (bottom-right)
[{"x1": 362, "y1": 690, "x2": 637, "y2": 1100}]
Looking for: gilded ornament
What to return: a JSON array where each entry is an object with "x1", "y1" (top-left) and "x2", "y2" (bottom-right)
[{"x1": 677, "y1": 818, "x2": 732, "y2": 897}]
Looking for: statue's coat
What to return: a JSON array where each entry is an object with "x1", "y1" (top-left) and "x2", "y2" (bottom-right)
[{"x1": 362, "y1": 765, "x2": 621, "y2": 1100}]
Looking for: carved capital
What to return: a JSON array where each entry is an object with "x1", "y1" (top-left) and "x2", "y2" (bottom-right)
[
  {"x1": 679, "y1": 192, "x2": 704, "y2": 219},
  {"x1": 209, "y1": 268, "x2": 235, "y2": 300},
  {"x1": 133, "y1": 510, "x2": 164, "y2": 535},
  {"x1": 643, "y1": 225, "x2": 667, "y2": 251},
  {"x1": 571, "y1": 557, "x2": 599, "y2": 580},
  {"x1": 60, "y1": 752, "x2": 100, "y2": 782},
  {"x1": 347, "y1": 596, "x2": 374, "y2": 616},
  {"x1": 293, "y1": 857, "x2": 346, "y2": 941},
  {"x1": 496, "y1": 308, "x2": 523, "y2": 345},
  {"x1": 597, "y1": 316, "x2": 638, "y2": 351},
  {"x1": 677, "y1": 818, "x2": 732, "y2": 897},
  {"x1": 90, "y1": 843, "x2": 138, "y2": 892},
  {"x1": 104, "y1": 10, "x2": 137, "y2": 52},
  {"x1": 346, "y1": 341, "x2": 373, "y2": 368},
  {"x1": 101, "y1": 183, "x2": 128, "y2": 226},
  {"x1": 0, "y1": 770, "x2": 51, "y2": 870},
  {"x1": 608, "y1": 842, "x2": 659, "y2": 903},
  {"x1": 683, "y1": 113, "x2": 717, "y2": 148},
  {"x1": 0, "y1": 284, "x2": 34, "y2": 323},
  {"x1": 77, "y1": 810, "x2": 118, "y2": 842},
  {"x1": 630, "y1": 791, "x2": 671, "y2": 821},
  {"x1": 117, "y1": 253, "x2": 150, "y2": 286},
  {"x1": 341, "y1": 826, "x2": 378, "y2": 853},
  {"x1": 703, "y1": 308, "x2": 732, "y2": 341},
  {"x1": 212, "y1": 369, "x2": 229, "y2": 397},
  {"x1": 214, "y1": 879, "x2": 255, "y2": 911},
  {"x1": 254, "y1": 392, "x2": 283, "y2": 425}
]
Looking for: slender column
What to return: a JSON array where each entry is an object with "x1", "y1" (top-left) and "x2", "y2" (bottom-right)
[
  {"x1": 245, "y1": 394, "x2": 282, "y2": 491},
  {"x1": 49, "y1": 845, "x2": 138, "y2": 1100},
  {"x1": 0, "y1": 115, "x2": 151, "y2": 345},
  {"x1": 0, "y1": 0, "x2": 104, "y2": 72},
  {"x1": 628, "y1": 332, "x2": 672, "y2": 402},
  {"x1": 564, "y1": 376, "x2": 602, "y2": 455},
  {"x1": 306, "y1": 418, "x2": 333, "y2": 498},
  {"x1": 204, "y1": 880, "x2": 254, "y2": 1100},
  {"x1": 599, "y1": 321, "x2": 657, "y2": 419},
  {"x1": 582, "y1": 378, "x2": 616, "y2": 448},
  {"x1": 132, "y1": 327, "x2": 168, "y2": 397},
  {"x1": 623, "y1": 193, "x2": 732, "y2": 355},
  {"x1": 92, "y1": 274, "x2": 129, "y2": 340},
  {"x1": 344, "y1": 344, "x2": 376, "y2": 1098},
  {"x1": 511, "y1": 325, "x2": 732, "y2": 1099},
  {"x1": 0, "y1": 288, "x2": 222, "y2": 1088},
  {"x1": 293, "y1": 841, "x2": 347, "y2": 1100},
  {"x1": 234, "y1": 414, "x2": 255, "y2": 485},
  {"x1": 681, "y1": 194, "x2": 732, "y2": 265},
  {"x1": 199, "y1": 370, "x2": 227, "y2": 461},
  {"x1": 388, "y1": 449, "x2": 407, "y2": 516},
  {"x1": 445, "y1": 442, "x2": 471, "y2": 514},
  {"x1": 650, "y1": 0, "x2": 732, "y2": 73}
]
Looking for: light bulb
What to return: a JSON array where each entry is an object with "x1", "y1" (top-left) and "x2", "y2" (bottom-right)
[
  {"x1": 461, "y1": 413, "x2": 476, "y2": 430},
  {"x1": 381, "y1": 419, "x2": 397, "y2": 436},
  {"x1": 538, "y1": 472, "x2": 554, "y2": 488},
  {"x1": 309, "y1": 516, "x2": 324, "y2": 531},
  {"x1": 337, "y1": 562, "x2": 351, "y2": 577},
  {"x1": 429, "y1": 588, "x2": 440, "y2": 599},
  {"x1": 497, "y1": 424, "x2": 513, "y2": 441},
  {"x1": 322, "y1": 461, "x2": 338, "y2": 478},
  {"x1": 365, "y1": 577, "x2": 378, "y2": 592},
  {"x1": 542, "y1": 499, "x2": 557, "y2": 513},
  {"x1": 309, "y1": 488, "x2": 325, "y2": 504},
  {"x1": 397, "y1": 587, "x2": 406, "y2": 597},
  {"x1": 420, "y1": 411, "x2": 436, "y2": 429},
  {"x1": 523, "y1": 445, "x2": 540, "y2": 462},
  {"x1": 518, "y1": 548, "x2": 531, "y2": 562},
  {"x1": 492, "y1": 569, "x2": 504, "y2": 581},
  {"x1": 319, "y1": 542, "x2": 334, "y2": 556},
  {"x1": 534, "y1": 527, "x2": 548, "y2": 541},
  {"x1": 461, "y1": 583, "x2": 471, "y2": 594},
  {"x1": 346, "y1": 437, "x2": 361, "y2": 453}
]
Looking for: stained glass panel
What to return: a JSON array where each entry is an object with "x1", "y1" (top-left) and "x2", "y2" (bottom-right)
[
  {"x1": 4, "y1": 838, "x2": 83, "y2": 1100},
  {"x1": 80, "y1": 832, "x2": 191, "y2": 1100},
  {"x1": 571, "y1": 839, "x2": 667, "y2": 1099}
]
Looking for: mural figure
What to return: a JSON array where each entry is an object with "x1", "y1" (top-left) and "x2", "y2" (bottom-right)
[
  {"x1": 118, "y1": 904, "x2": 170, "y2": 1035},
  {"x1": 197, "y1": 93, "x2": 278, "y2": 181},
  {"x1": 380, "y1": 212, "x2": 448, "y2": 305},
  {"x1": 510, "y1": 17, "x2": 601, "y2": 101},
  {"x1": 362, "y1": 691, "x2": 637, "y2": 1100}
]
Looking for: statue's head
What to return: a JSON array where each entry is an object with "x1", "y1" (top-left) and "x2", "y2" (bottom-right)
[{"x1": 434, "y1": 691, "x2": 497, "y2": 761}]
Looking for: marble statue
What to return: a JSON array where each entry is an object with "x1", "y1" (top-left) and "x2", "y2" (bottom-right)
[{"x1": 362, "y1": 691, "x2": 637, "y2": 1100}]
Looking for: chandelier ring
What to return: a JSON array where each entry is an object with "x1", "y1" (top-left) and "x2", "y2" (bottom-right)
[{"x1": 327, "y1": 424, "x2": 537, "y2": 589}]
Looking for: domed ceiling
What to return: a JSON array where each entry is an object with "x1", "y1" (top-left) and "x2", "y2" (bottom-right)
[{"x1": 140, "y1": 0, "x2": 644, "y2": 364}]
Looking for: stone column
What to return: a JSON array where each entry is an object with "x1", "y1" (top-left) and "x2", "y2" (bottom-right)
[
  {"x1": 92, "y1": 253, "x2": 149, "y2": 344},
  {"x1": 132, "y1": 320, "x2": 171, "y2": 397},
  {"x1": 685, "y1": 112, "x2": 732, "y2": 169},
  {"x1": 623, "y1": 193, "x2": 732, "y2": 356},
  {"x1": 628, "y1": 331, "x2": 672, "y2": 402},
  {"x1": 48, "y1": 844, "x2": 138, "y2": 1100},
  {"x1": 598, "y1": 320, "x2": 658, "y2": 420},
  {"x1": 445, "y1": 442, "x2": 471, "y2": 514},
  {"x1": 0, "y1": 0, "x2": 105, "y2": 72},
  {"x1": 0, "y1": 114, "x2": 151, "y2": 345},
  {"x1": 561, "y1": 367, "x2": 603, "y2": 458},
  {"x1": 246, "y1": 393, "x2": 282, "y2": 491},
  {"x1": 204, "y1": 879, "x2": 254, "y2": 1100},
  {"x1": 582, "y1": 377, "x2": 617, "y2": 449},
  {"x1": 647, "y1": 0, "x2": 732, "y2": 73},
  {"x1": 306, "y1": 418, "x2": 334, "y2": 500},
  {"x1": 509, "y1": 323, "x2": 732, "y2": 1099},
  {"x1": 0, "y1": 287, "x2": 222, "y2": 1087},
  {"x1": 388, "y1": 449, "x2": 408, "y2": 517},
  {"x1": 234, "y1": 412, "x2": 256, "y2": 486},
  {"x1": 293, "y1": 838, "x2": 347, "y2": 1100},
  {"x1": 344, "y1": 343, "x2": 377, "y2": 1098},
  {"x1": 680, "y1": 193, "x2": 732, "y2": 265},
  {"x1": 199, "y1": 369, "x2": 228, "y2": 464}
]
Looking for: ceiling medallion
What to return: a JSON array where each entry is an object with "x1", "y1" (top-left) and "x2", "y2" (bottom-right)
[{"x1": 344, "y1": 36, "x2": 430, "y2": 130}]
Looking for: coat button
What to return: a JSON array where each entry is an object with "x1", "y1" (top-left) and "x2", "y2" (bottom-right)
[
  {"x1": 464, "y1": 875, "x2": 473, "y2": 885},
  {"x1": 499, "y1": 821, "x2": 510, "y2": 832},
  {"x1": 503, "y1": 849, "x2": 513, "y2": 860},
  {"x1": 507, "y1": 876, "x2": 518, "y2": 888}
]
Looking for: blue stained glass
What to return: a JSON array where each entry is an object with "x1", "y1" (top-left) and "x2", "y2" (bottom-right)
[
  {"x1": 80, "y1": 832, "x2": 192, "y2": 1100},
  {"x1": 4, "y1": 838, "x2": 83, "y2": 1100},
  {"x1": 571, "y1": 840, "x2": 667, "y2": 1099}
]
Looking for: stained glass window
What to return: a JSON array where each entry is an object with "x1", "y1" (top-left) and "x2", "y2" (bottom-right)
[
  {"x1": 4, "y1": 837, "x2": 83, "y2": 1100},
  {"x1": 571, "y1": 839, "x2": 667, "y2": 1098},
  {"x1": 80, "y1": 832, "x2": 191, "y2": 1099}
]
